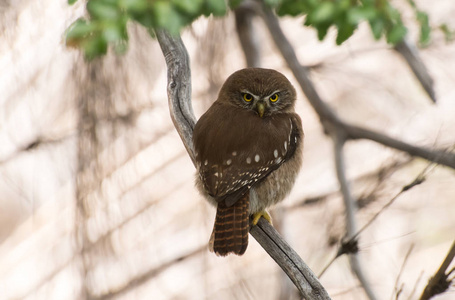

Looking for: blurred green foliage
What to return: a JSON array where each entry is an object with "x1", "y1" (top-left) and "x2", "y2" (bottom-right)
[{"x1": 65, "y1": 0, "x2": 449, "y2": 60}]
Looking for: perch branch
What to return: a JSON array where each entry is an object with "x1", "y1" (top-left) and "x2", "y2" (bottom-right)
[
  {"x1": 155, "y1": 29, "x2": 331, "y2": 300},
  {"x1": 156, "y1": 29, "x2": 197, "y2": 166},
  {"x1": 250, "y1": 218, "x2": 331, "y2": 299}
]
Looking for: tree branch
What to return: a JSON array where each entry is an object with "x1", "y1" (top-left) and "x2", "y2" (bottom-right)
[
  {"x1": 333, "y1": 131, "x2": 378, "y2": 300},
  {"x1": 155, "y1": 30, "x2": 197, "y2": 166},
  {"x1": 394, "y1": 40, "x2": 436, "y2": 103},
  {"x1": 234, "y1": 0, "x2": 262, "y2": 68},
  {"x1": 250, "y1": 218, "x2": 331, "y2": 299},
  {"x1": 155, "y1": 29, "x2": 331, "y2": 299}
]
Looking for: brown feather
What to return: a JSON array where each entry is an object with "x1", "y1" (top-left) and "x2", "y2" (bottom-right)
[{"x1": 213, "y1": 193, "x2": 249, "y2": 256}]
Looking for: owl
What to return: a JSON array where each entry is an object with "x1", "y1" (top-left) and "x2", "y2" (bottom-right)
[{"x1": 193, "y1": 68, "x2": 303, "y2": 256}]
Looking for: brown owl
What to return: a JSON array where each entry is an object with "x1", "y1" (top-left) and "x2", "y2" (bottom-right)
[{"x1": 193, "y1": 68, "x2": 303, "y2": 256}]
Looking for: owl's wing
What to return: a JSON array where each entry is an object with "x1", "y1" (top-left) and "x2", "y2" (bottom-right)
[{"x1": 196, "y1": 113, "x2": 302, "y2": 207}]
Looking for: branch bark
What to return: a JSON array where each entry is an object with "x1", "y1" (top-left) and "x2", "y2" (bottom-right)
[
  {"x1": 250, "y1": 218, "x2": 331, "y2": 300},
  {"x1": 155, "y1": 29, "x2": 331, "y2": 300}
]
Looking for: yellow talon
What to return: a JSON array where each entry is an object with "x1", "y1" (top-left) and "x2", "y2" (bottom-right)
[{"x1": 252, "y1": 211, "x2": 272, "y2": 226}]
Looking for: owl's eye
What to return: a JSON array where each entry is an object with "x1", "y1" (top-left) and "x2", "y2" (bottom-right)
[
  {"x1": 269, "y1": 93, "x2": 279, "y2": 102},
  {"x1": 243, "y1": 93, "x2": 253, "y2": 102}
]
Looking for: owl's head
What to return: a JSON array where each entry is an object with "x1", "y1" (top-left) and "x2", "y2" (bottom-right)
[{"x1": 217, "y1": 68, "x2": 297, "y2": 118}]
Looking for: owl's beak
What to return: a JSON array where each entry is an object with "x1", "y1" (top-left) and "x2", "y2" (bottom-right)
[{"x1": 256, "y1": 102, "x2": 265, "y2": 118}]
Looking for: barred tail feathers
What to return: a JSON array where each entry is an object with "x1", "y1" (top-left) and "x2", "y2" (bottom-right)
[{"x1": 212, "y1": 193, "x2": 249, "y2": 256}]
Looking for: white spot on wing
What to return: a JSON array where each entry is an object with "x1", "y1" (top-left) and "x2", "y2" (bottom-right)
[
  {"x1": 246, "y1": 157, "x2": 251, "y2": 164},
  {"x1": 232, "y1": 151, "x2": 237, "y2": 156},
  {"x1": 255, "y1": 154, "x2": 260, "y2": 162},
  {"x1": 275, "y1": 157, "x2": 282, "y2": 164},
  {"x1": 274, "y1": 149, "x2": 278, "y2": 158},
  {"x1": 214, "y1": 172, "x2": 219, "y2": 177},
  {"x1": 204, "y1": 160, "x2": 208, "y2": 166},
  {"x1": 226, "y1": 159, "x2": 232, "y2": 165},
  {"x1": 284, "y1": 141, "x2": 287, "y2": 151}
]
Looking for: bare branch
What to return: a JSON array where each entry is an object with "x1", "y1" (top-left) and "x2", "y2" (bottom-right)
[
  {"x1": 392, "y1": 244, "x2": 415, "y2": 300},
  {"x1": 419, "y1": 240, "x2": 455, "y2": 300},
  {"x1": 339, "y1": 123, "x2": 455, "y2": 169},
  {"x1": 250, "y1": 218, "x2": 331, "y2": 300},
  {"x1": 333, "y1": 131, "x2": 378, "y2": 300},
  {"x1": 155, "y1": 29, "x2": 197, "y2": 166},
  {"x1": 155, "y1": 29, "x2": 331, "y2": 299},
  {"x1": 234, "y1": 0, "x2": 261, "y2": 67},
  {"x1": 394, "y1": 40, "x2": 436, "y2": 103}
]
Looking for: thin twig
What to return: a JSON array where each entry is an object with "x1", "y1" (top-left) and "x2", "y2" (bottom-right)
[
  {"x1": 318, "y1": 158, "x2": 433, "y2": 279},
  {"x1": 408, "y1": 270, "x2": 425, "y2": 300},
  {"x1": 352, "y1": 162, "x2": 433, "y2": 242},
  {"x1": 419, "y1": 240, "x2": 455, "y2": 300},
  {"x1": 333, "y1": 130, "x2": 378, "y2": 300},
  {"x1": 392, "y1": 244, "x2": 415, "y2": 300}
]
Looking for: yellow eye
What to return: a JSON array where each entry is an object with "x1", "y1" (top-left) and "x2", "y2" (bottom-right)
[
  {"x1": 270, "y1": 93, "x2": 279, "y2": 102},
  {"x1": 243, "y1": 93, "x2": 253, "y2": 102}
]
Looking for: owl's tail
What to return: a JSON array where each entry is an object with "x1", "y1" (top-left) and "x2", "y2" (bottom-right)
[{"x1": 209, "y1": 193, "x2": 249, "y2": 256}]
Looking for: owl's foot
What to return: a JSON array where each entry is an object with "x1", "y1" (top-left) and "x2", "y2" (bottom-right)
[{"x1": 251, "y1": 210, "x2": 272, "y2": 226}]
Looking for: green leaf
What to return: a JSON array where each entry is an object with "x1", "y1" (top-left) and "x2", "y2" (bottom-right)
[
  {"x1": 83, "y1": 35, "x2": 108, "y2": 60},
  {"x1": 315, "y1": 23, "x2": 331, "y2": 41},
  {"x1": 173, "y1": 0, "x2": 204, "y2": 15},
  {"x1": 228, "y1": 0, "x2": 242, "y2": 9},
  {"x1": 153, "y1": 1, "x2": 183, "y2": 34},
  {"x1": 386, "y1": 23, "x2": 407, "y2": 44},
  {"x1": 205, "y1": 0, "x2": 227, "y2": 16},
  {"x1": 66, "y1": 18, "x2": 97, "y2": 46},
  {"x1": 336, "y1": 22, "x2": 356, "y2": 45},
  {"x1": 369, "y1": 18, "x2": 384, "y2": 40},
  {"x1": 308, "y1": 2, "x2": 336, "y2": 24},
  {"x1": 263, "y1": 0, "x2": 281, "y2": 7},
  {"x1": 439, "y1": 24, "x2": 455, "y2": 42},
  {"x1": 347, "y1": 7, "x2": 377, "y2": 24},
  {"x1": 416, "y1": 11, "x2": 430, "y2": 46},
  {"x1": 87, "y1": 1, "x2": 121, "y2": 20},
  {"x1": 121, "y1": 0, "x2": 148, "y2": 12},
  {"x1": 68, "y1": 0, "x2": 78, "y2": 4},
  {"x1": 102, "y1": 21, "x2": 127, "y2": 42}
]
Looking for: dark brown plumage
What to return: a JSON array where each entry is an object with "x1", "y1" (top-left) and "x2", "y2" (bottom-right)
[{"x1": 193, "y1": 68, "x2": 304, "y2": 256}]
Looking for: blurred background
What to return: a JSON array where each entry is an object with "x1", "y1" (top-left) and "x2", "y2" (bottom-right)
[{"x1": 0, "y1": 1, "x2": 454, "y2": 299}]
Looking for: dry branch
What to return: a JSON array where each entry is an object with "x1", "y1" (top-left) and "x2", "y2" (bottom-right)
[
  {"x1": 155, "y1": 29, "x2": 331, "y2": 300},
  {"x1": 394, "y1": 40, "x2": 436, "y2": 103},
  {"x1": 250, "y1": 218, "x2": 331, "y2": 299}
]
